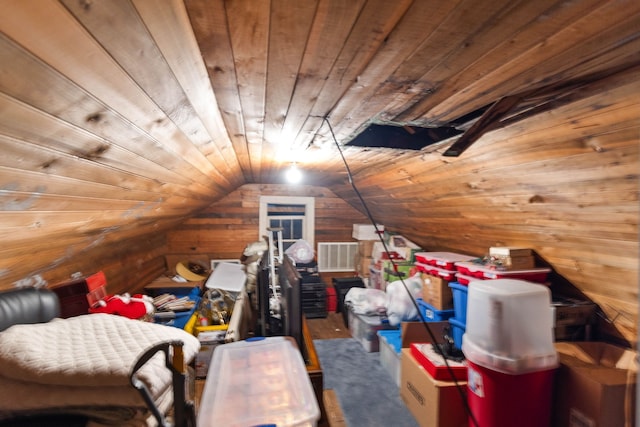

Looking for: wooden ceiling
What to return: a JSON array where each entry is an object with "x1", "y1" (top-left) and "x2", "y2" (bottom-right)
[
  {"x1": 3, "y1": 0, "x2": 637, "y2": 189},
  {"x1": 0, "y1": 0, "x2": 638, "y2": 316}
]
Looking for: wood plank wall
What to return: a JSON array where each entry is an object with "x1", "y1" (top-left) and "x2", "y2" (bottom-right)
[
  {"x1": 11, "y1": 232, "x2": 169, "y2": 297},
  {"x1": 166, "y1": 183, "x2": 369, "y2": 262},
  {"x1": 332, "y1": 71, "x2": 639, "y2": 345}
]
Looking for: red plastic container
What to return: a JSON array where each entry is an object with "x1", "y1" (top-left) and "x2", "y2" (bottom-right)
[
  {"x1": 326, "y1": 286, "x2": 337, "y2": 312},
  {"x1": 455, "y1": 261, "x2": 551, "y2": 283},
  {"x1": 415, "y1": 263, "x2": 458, "y2": 281},
  {"x1": 410, "y1": 342, "x2": 467, "y2": 381},
  {"x1": 466, "y1": 359, "x2": 556, "y2": 427},
  {"x1": 414, "y1": 252, "x2": 476, "y2": 270},
  {"x1": 454, "y1": 262, "x2": 486, "y2": 278},
  {"x1": 455, "y1": 273, "x2": 484, "y2": 286}
]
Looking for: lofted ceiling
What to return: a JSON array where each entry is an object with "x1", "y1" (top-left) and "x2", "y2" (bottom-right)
[
  {"x1": 2, "y1": 0, "x2": 637, "y2": 189},
  {"x1": 0, "y1": 0, "x2": 639, "y2": 294}
]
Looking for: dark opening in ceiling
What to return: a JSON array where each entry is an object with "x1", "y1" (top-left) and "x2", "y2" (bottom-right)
[{"x1": 346, "y1": 124, "x2": 463, "y2": 150}]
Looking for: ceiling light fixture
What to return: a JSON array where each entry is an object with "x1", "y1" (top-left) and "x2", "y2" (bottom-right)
[{"x1": 285, "y1": 162, "x2": 302, "y2": 184}]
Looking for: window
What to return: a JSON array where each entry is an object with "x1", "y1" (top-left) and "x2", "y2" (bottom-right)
[{"x1": 259, "y1": 196, "x2": 315, "y2": 252}]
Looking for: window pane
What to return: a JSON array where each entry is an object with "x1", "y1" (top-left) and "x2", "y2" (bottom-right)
[
  {"x1": 283, "y1": 241, "x2": 294, "y2": 252},
  {"x1": 282, "y1": 220, "x2": 292, "y2": 239},
  {"x1": 293, "y1": 219, "x2": 302, "y2": 239}
]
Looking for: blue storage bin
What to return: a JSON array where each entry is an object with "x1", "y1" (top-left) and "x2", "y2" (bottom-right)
[
  {"x1": 155, "y1": 286, "x2": 201, "y2": 329},
  {"x1": 448, "y1": 317, "x2": 466, "y2": 350},
  {"x1": 417, "y1": 298, "x2": 455, "y2": 321},
  {"x1": 377, "y1": 329, "x2": 402, "y2": 387},
  {"x1": 449, "y1": 282, "x2": 469, "y2": 323},
  {"x1": 378, "y1": 329, "x2": 402, "y2": 353}
]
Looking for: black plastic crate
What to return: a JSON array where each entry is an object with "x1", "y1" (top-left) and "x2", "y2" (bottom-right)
[{"x1": 332, "y1": 277, "x2": 365, "y2": 315}]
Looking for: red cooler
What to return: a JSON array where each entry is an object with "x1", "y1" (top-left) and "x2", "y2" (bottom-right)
[
  {"x1": 466, "y1": 359, "x2": 556, "y2": 427},
  {"x1": 462, "y1": 279, "x2": 558, "y2": 427}
]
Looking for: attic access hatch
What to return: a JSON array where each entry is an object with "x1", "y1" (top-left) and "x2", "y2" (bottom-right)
[{"x1": 345, "y1": 124, "x2": 463, "y2": 150}]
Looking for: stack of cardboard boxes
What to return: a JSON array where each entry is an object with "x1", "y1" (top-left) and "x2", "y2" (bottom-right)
[
  {"x1": 397, "y1": 324, "x2": 638, "y2": 427},
  {"x1": 399, "y1": 321, "x2": 468, "y2": 427},
  {"x1": 351, "y1": 223, "x2": 424, "y2": 291}
]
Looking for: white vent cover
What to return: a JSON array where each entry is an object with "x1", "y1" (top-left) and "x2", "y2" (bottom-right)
[{"x1": 317, "y1": 242, "x2": 358, "y2": 272}]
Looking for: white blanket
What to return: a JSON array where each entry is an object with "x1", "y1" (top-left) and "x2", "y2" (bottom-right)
[{"x1": 0, "y1": 313, "x2": 200, "y2": 425}]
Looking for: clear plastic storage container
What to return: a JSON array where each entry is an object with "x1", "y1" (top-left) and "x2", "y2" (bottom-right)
[
  {"x1": 414, "y1": 251, "x2": 477, "y2": 270},
  {"x1": 462, "y1": 279, "x2": 557, "y2": 374},
  {"x1": 198, "y1": 336, "x2": 320, "y2": 427}
]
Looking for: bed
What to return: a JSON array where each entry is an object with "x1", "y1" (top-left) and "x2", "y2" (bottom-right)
[{"x1": 0, "y1": 287, "x2": 200, "y2": 427}]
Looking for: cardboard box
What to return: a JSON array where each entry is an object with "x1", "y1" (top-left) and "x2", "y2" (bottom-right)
[
  {"x1": 195, "y1": 330, "x2": 228, "y2": 378},
  {"x1": 488, "y1": 247, "x2": 532, "y2": 257},
  {"x1": 553, "y1": 342, "x2": 637, "y2": 427},
  {"x1": 489, "y1": 254, "x2": 535, "y2": 270},
  {"x1": 382, "y1": 260, "x2": 414, "y2": 282},
  {"x1": 400, "y1": 348, "x2": 468, "y2": 427},
  {"x1": 358, "y1": 239, "x2": 376, "y2": 257},
  {"x1": 421, "y1": 273, "x2": 453, "y2": 310},
  {"x1": 352, "y1": 223, "x2": 384, "y2": 240},
  {"x1": 354, "y1": 252, "x2": 373, "y2": 277},
  {"x1": 401, "y1": 321, "x2": 450, "y2": 348},
  {"x1": 387, "y1": 234, "x2": 422, "y2": 262}
]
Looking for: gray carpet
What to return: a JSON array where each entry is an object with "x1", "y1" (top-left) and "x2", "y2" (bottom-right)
[{"x1": 313, "y1": 338, "x2": 419, "y2": 427}]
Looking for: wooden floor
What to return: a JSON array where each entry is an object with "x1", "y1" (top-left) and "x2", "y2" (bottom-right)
[{"x1": 306, "y1": 311, "x2": 352, "y2": 339}]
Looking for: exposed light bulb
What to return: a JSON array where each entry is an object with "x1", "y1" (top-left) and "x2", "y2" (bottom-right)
[{"x1": 286, "y1": 163, "x2": 302, "y2": 184}]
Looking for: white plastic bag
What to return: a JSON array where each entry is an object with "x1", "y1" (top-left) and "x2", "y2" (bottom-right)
[
  {"x1": 344, "y1": 287, "x2": 387, "y2": 316},
  {"x1": 385, "y1": 273, "x2": 423, "y2": 326},
  {"x1": 285, "y1": 239, "x2": 315, "y2": 264}
]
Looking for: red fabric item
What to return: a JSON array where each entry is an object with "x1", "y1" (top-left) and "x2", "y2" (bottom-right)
[{"x1": 89, "y1": 293, "x2": 153, "y2": 319}]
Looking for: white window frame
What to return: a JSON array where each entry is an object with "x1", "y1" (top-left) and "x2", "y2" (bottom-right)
[{"x1": 259, "y1": 196, "x2": 315, "y2": 248}]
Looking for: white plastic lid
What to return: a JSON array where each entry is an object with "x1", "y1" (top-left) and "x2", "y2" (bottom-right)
[
  {"x1": 198, "y1": 336, "x2": 320, "y2": 427},
  {"x1": 463, "y1": 279, "x2": 557, "y2": 374},
  {"x1": 462, "y1": 334, "x2": 558, "y2": 374},
  {"x1": 415, "y1": 252, "x2": 477, "y2": 263},
  {"x1": 204, "y1": 262, "x2": 246, "y2": 292}
]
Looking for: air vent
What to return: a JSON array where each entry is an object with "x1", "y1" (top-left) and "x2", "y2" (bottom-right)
[
  {"x1": 317, "y1": 242, "x2": 358, "y2": 272},
  {"x1": 346, "y1": 124, "x2": 463, "y2": 150}
]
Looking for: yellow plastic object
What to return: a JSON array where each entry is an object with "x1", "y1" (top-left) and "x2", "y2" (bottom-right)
[{"x1": 183, "y1": 312, "x2": 228, "y2": 337}]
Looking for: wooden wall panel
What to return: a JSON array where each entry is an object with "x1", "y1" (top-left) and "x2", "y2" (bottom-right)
[
  {"x1": 1, "y1": 232, "x2": 168, "y2": 297},
  {"x1": 166, "y1": 183, "x2": 369, "y2": 261},
  {"x1": 332, "y1": 73, "x2": 639, "y2": 345}
]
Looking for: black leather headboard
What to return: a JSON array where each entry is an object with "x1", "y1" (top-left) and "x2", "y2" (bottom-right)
[{"x1": 0, "y1": 287, "x2": 60, "y2": 332}]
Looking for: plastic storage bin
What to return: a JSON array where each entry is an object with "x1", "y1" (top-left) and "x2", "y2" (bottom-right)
[
  {"x1": 348, "y1": 308, "x2": 397, "y2": 352},
  {"x1": 414, "y1": 251, "x2": 477, "y2": 270},
  {"x1": 414, "y1": 263, "x2": 457, "y2": 281},
  {"x1": 377, "y1": 329, "x2": 402, "y2": 387},
  {"x1": 448, "y1": 317, "x2": 466, "y2": 350},
  {"x1": 455, "y1": 273, "x2": 484, "y2": 286},
  {"x1": 455, "y1": 262, "x2": 550, "y2": 283},
  {"x1": 448, "y1": 282, "x2": 468, "y2": 323},
  {"x1": 417, "y1": 299, "x2": 455, "y2": 322},
  {"x1": 462, "y1": 279, "x2": 557, "y2": 374},
  {"x1": 467, "y1": 359, "x2": 556, "y2": 427},
  {"x1": 198, "y1": 336, "x2": 320, "y2": 427},
  {"x1": 462, "y1": 279, "x2": 558, "y2": 427}
]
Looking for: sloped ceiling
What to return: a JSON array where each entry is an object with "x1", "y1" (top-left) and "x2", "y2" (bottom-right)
[{"x1": 0, "y1": 0, "x2": 639, "y2": 288}]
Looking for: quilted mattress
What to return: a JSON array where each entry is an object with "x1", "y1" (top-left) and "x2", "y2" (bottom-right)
[{"x1": 0, "y1": 313, "x2": 200, "y2": 426}]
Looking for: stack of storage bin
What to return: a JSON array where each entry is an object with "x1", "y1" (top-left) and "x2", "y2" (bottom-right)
[
  {"x1": 413, "y1": 252, "x2": 475, "y2": 324},
  {"x1": 447, "y1": 281, "x2": 468, "y2": 349},
  {"x1": 461, "y1": 279, "x2": 558, "y2": 427}
]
